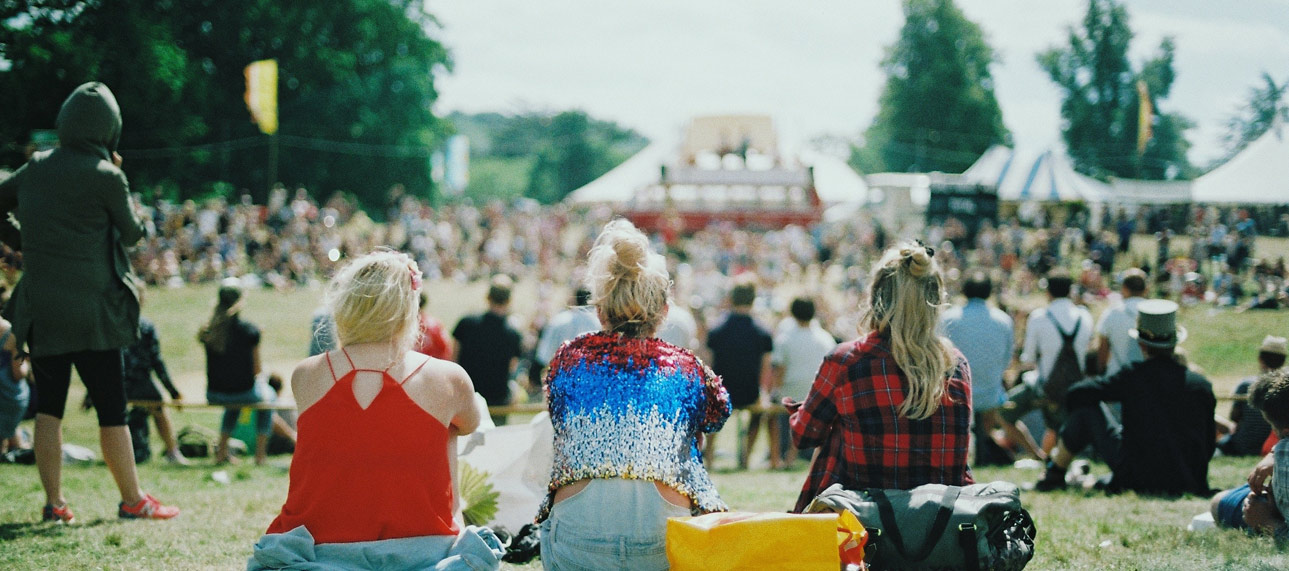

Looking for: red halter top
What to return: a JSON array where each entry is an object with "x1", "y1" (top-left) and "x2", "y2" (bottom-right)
[{"x1": 266, "y1": 349, "x2": 458, "y2": 543}]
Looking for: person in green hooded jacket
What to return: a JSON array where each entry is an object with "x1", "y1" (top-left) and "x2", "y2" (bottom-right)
[{"x1": 0, "y1": 82, "x2": 179, "y2": 522}]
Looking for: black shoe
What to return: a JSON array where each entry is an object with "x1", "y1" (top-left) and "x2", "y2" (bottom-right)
[
  {"x1": 1034, "y1": 464, "x2": 1068, "y2": 492},
  {"x1": 502, "y1": 523, "x2": 541, "y2": 564}
]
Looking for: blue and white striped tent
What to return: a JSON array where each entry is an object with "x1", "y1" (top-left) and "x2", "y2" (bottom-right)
[{"x1": 962, "y1": 145, "x2": 1108, "y2": 203}]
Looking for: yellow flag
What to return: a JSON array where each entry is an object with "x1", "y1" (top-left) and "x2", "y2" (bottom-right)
[
  {"x1": 244, "y1": 59, "x2": 278, "y2": 135},
  {"x1": 1136, "y1": 79, "x2": 1152, "y2": 154}
]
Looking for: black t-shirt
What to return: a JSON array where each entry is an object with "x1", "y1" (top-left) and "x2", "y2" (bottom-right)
[
  {"x1": 453, "y1": 311, "x2": 523, "y2": 406},
  {"x1": 706, "y1": 313, "x2": 773, "y2": 408},
  {"x1": 205, "y1": 318, "x2": 261, "y2": 394}
]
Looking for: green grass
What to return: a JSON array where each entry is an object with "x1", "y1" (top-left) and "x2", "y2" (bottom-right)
[
  {"x1": 2, "y1": 277, "x2": 1288, "y2": 569},
  {"x1": 1, "y1": 453, "x2": 1283, "y2": 569}
]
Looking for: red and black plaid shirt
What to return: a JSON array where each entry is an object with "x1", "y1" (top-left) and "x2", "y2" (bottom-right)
[{"x1": 789, "y1": 331, "x2": 974, "y2": 512}]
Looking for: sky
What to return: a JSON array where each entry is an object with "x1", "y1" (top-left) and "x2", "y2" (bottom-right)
[{"x1": 426, "y1": 0, "x2": 1289, "y2": 169}]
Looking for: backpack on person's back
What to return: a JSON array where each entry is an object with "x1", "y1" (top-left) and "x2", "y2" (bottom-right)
[{"x1": 1042, "y1": 313, "x2": 1084, "y2": 405}]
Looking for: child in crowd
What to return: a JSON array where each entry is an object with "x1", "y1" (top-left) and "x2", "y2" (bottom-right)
[
  {"x1": 123, "y1": 302, "x2": 188, "y2": 465},
  {"x1": 0, "y1": 314, "x2": 30, "y2": 456},
  {"x1": 1211, "y1": 368, "x2": 1289, "y2": 540}
]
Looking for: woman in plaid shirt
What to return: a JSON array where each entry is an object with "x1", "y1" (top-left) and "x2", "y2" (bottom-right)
[{"x1": 787, "y1": 241, "x2": 973, "y2": 512}]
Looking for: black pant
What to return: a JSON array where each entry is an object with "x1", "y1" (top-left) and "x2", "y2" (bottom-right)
[
  {"x1": 32, "y1": 350, "x2": 128, "y2": 427},
  {"x1": 973, "y1": 411, "x2": 1015, "y2": 467},
  {"x1": 1059, "y1": 402, "x2": 1123, "y2": 468}
]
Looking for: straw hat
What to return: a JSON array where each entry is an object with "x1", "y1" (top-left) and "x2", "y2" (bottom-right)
[{"x1": 1259, "y1": 335, "x2": 1288, "y2": 356}]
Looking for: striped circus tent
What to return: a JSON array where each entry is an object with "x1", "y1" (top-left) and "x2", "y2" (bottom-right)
[{"x1": 962, "y1": 145, "x2": 1108, "y2": 203}]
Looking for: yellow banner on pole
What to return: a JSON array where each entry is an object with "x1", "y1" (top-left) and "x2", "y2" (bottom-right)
[
  {"x1": 1136, "y1": 79, "x2": 1152, "y2": 155},
  {"x1": 244, "y1": 59, "x2": 278, "y2": 135}
]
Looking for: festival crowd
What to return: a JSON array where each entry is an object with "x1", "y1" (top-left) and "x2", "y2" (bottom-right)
[{"x1": 3, "y1": 83, "x2": 1289, "y2": 570}]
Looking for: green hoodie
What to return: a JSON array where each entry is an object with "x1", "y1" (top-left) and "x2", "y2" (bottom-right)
[{"x1": 0, "y1": 82, "x2": 145, "y2": 356}]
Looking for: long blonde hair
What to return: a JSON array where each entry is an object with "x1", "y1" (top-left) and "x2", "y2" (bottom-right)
[
  {"x1": 327, "y1": 250, "x2": 421, "y2": 355},
  {"x1": 585, "y1": 219, "x2": 670, "y2": 337},
  {"x1": 860, "y1": 241, "x2": 955, "y2": 420}
]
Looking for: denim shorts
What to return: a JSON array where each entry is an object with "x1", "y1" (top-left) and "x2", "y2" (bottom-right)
[
  {"x1": 207, "y1": 382, "x2": 275, "y2": 436},
  {"x1": 1215, "y1": 484, "x2": 1252, "y2": 530},
  {"x1": 539, "y1": 478, "x2": 691, "y2": 571}
]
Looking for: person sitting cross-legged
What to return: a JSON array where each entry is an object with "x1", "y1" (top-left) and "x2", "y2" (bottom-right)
[
  {"x1": 788, "y1": 241, "x2": 973, "y2": 512},
  {"x1": 250, "y1": 250, "x2": 501, "y2": 570},
  {"x1": 1210, "y1": 368, "x2": 1289, "y2": 539},
  {"x1": 1034, "y1": 300, "x2": 1215, "y2": 495},
  {"x1": 538, "y1": 219, "x2": 731, "y2": 571}
]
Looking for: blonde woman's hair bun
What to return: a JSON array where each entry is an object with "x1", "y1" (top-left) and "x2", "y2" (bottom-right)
[
  {"x1": 586, "y1": 218, "x2": 671, "y2": 337},
  {"x1": 612, "y1": 239, "x2": 645, "y2": 279},
  {"x1": 908, "y1": 248, "x2": 932, "y2": 277}
]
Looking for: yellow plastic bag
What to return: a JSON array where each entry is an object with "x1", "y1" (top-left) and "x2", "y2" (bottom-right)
[{"x1": 666, "y1": 510, "x2": 866, "y2": 571}]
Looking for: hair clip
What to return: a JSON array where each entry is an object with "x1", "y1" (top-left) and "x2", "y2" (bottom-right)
[{"x1": 914, "y1": 239, "x2": 935, "y2": 258}]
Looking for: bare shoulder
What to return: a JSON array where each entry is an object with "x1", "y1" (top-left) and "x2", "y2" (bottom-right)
[
  {"x1": 399, "y1": 354, "x2": 474, "y2": 419},
  {"x1": 404, "y1": 355, "x2": 473, "y2": 395},
  {"x1": 291, "y1": 353, "x2": 334, "y2": 412}
]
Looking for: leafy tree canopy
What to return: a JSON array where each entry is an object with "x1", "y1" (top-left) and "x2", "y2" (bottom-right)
[
  {"x1": 1220, "y1": 72, "x2": 1287, "y2": 163},
  {"x1": 1038, "y1": 0, "x2": 1193, "y2": 180},
  {"x1": 0, "y1": 0, "x2": 452, "y2": 210},
  {"x1": 852, "y1": 0, "x2": 1010, "y2": 175},
  {"x1": 449, "y1": 110, "x2": 647, "y2": 204}
]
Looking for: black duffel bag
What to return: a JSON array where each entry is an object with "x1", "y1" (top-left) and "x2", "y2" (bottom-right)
[{"x1": 804, "y1": 481, "x2": 1037, "y2": 571}]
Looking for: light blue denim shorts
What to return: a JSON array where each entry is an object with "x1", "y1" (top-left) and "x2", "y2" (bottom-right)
[
  {"x1": 540, "y1": 478, "x2": 691, "y2": 571},
  {"x1": 207, "y1": 381, "x2": 275, "y2": 435}
]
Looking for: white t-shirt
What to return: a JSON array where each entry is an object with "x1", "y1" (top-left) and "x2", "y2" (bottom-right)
[
  {"x1": 535, "y1": 307, "x2": 601, "y2": 365},
  {"x1": 770, "y1": 321, "x2": 838, "y2": 401},
  {"x1": 657, "y1": 303, "x2": 700, "y2": 350},
  {"x1": 1095, "y1": 296, "x2": 1145, "y2": 377},
  {"x1": 1020, "y1": 298, "x2": 1094, "y2": 382}
]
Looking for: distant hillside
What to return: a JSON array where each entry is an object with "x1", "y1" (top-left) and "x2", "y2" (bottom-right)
[{"x1": 447, "y1": 111, "x2": 648, "y2": 203}]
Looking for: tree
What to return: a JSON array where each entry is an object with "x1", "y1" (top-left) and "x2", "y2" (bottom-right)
[
  {"x1": 1038, "y1": 0, "x2": 1192, "y2": 180},
  {"x1": 852, "y1": 0, "x2": 1009, "y2": 174},
  {"x1": 0, "y1": 0, "x2": 452, "y2": 209},
  {"x1": 449, "y1": 110, "x2": 646, "y2": 202},
  {"x1": 1222, "y1": 72, "x2": 1288, "y2": 159}
]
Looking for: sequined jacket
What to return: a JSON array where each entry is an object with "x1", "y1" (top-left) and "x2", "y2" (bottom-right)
[{"x1": 536, "y1": 332, "x2": 732, "y2": 522}]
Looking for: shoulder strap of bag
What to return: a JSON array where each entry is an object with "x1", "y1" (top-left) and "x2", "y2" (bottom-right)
[
  {"x1": 1045, "y1": 311, "x2": 1080, "y2": 340},
  {"x1": 870, "y1": 486, "x2": 962, "y2": 564},
  {"x1": 957, "y1": 519, "x2": 981, "y2": 571}
]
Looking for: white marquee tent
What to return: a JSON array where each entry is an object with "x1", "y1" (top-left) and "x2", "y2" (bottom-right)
[
  {"x1": 961, "y1": 145, "x2": 1108, "y2": 203},
  {"x1": 1191, "y1": 122, "x2": 1289, "y2": 204},
  {"x1": 566, "y1": 141, "x2": 673, "y2": 204}
]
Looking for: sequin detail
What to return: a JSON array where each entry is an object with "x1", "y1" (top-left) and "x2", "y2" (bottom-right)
[{"x1": 537, "y1": 332, "x2": 731, "y2": 522}]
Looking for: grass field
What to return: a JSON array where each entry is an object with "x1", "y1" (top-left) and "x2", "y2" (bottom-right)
[
  {"x1": 1, "y1": 267, "x2": 1288, "y2": 569},
  {"x1": 1, "y1": 451, "x2": 1285, "y2": 569}
]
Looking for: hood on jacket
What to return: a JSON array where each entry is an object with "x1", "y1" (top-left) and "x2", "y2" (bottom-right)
[{"x1": 55, "y1": 82, "x2": 121, "y2": 160}]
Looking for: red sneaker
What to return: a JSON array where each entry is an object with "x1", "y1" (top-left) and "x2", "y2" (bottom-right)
[
  {"x1": 42, "y1": 503, "x2": 75, "y2": 524},
  {"x1": 118, "y1": 494, "x2": 180, "y2": 520}
]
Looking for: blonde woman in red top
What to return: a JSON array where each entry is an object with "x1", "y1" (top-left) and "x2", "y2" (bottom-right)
[{"x1": 250, "y1": 250, "x2": 502, "y2": 570}]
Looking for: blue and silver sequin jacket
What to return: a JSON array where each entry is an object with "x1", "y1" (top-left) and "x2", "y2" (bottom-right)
[{"x1": 536, "y1": 332, "x2": 732, "y2": 522}]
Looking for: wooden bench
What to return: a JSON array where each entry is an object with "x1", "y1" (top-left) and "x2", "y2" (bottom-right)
[{"x1": 128, "y1": 400, "x2": 297, "y2": 411}]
